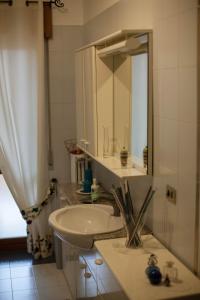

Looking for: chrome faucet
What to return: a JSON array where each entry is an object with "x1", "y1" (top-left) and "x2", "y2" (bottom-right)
[
  {"x1": 98, "y1": 192, "x2": 121, "y2": 217},
  {"x1": 109, "y1": 196, "x2": 121, "y2": 217}
]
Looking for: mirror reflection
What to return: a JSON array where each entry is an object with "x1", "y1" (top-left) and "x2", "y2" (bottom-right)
[
  {"x1": 131, "y1": 52, "x2": 148, "y2": 169},
  {"x1": 100, "y1": 33, "x2": 152, "y2": 174}
]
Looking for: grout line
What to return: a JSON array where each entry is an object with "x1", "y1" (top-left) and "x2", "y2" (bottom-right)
[
  {"x1": 9, "y1": 264, "x2": 14, "y2": 300},
  {"x1": 10, "y1": 264, "x2": 15, "y2": 300},
  {"x1": 32, "y1": 266, "x2": 39, "y2": 294}
]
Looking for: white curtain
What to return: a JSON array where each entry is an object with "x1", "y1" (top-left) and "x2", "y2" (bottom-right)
[{"x1": 0, "y1": 1, "x2": 54, "y2": 258}]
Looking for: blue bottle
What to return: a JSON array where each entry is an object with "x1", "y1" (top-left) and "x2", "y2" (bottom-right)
[
  {"x1": 83, "y1": 179, "x2": 92, "y2": 193},
  {"x1": 145, "y1": 254, "x2": 162, "y2": 285},
  {"x1": 83, "y1": 169, "x2": 92, "y2": 193},
  {"x1": 148, "y1": 267, "x2": 162, "y2": 285}
]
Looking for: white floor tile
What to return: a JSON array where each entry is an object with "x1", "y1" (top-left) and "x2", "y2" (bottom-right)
[
  {"x1": 0, "y1": 279, "x2": 12, "y2": 292},
  {"x1": 33, "y1": 263, "x2": 66, "y2": 288},
  {"x1": 11, "y1": 277, "x2": 36, "y2": 291},
  {"x1": 37, "y1": 286, "x2": 70, "y2": 300},
  {"x1": 0, "y1": 262, "x2": 9, "y2": 269},
  {"x1": 10, "y1": 260, "x2": 32, "y2": 268},
  {"x1": 0, "y1": 263, "x2": 70, "y2": 299},
  {"x1": 34, "y1": 272, "x2": 67, "y2": 289},
  {"x1": 13, "y1": 289, "x2": 38, "y2": 300},
  {"x1": 0, "y1": 268, "x2": 10, "y2": 279},
  {"x1": 11, "y1": 266, "x2": 33, "y2": 278},
  {"x1": 0, "y1": 292, "x2": 13, "y2": 300},
  {"x1": 32, "y1": 263, "x2": 61, "y2": 277}
]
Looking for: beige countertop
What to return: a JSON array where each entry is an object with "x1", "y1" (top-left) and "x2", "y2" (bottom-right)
[
  {"x1": 95, "y1": 235, "x2": 200, "y2": 300},
  {"x1": 59, "y1": 183, "x2": 200, "y2": 299},
  {"x1": 59, "y1": 182, "x2": 113, "y2": 206},
  {"x1": 59, "y1": 182, "x2": 88, "y2": 206}
]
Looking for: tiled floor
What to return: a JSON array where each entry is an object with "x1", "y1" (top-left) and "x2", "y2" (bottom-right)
[{"x1": 0, "y1": 254, "x2": 70, "y2": 300}]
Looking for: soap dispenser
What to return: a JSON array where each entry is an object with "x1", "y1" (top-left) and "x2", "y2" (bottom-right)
[{"x1": 91, "y1": 178, "x2": 99, "y2": 202}]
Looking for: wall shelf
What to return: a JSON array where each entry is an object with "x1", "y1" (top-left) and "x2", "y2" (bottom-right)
[{"x1": 78, "y1": 146, "x2": 146, "y2": 179}]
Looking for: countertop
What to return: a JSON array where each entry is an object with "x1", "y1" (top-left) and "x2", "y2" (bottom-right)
[
  {"x1": 59, "y1": 182, "x2": 115, "y2": 206},
  {"x1": 95, "y1": 235, "x2": 200, "y2": 300},
  {"x1": 59, "y1": 182, "x2": 90, "y2": 206},
  {"x1": 59, "y1": 183, "x2": 200, "y2": 299}
]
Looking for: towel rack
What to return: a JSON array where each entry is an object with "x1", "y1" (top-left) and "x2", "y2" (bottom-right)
[
  {"x1": 0, "y1": 0, "x2": 13, "y2": 5},
  {"x1": 25, "y1": 0, "x2": 64, "y2": 7}
]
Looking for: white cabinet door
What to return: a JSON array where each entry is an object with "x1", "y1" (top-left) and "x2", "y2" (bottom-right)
[
  {"x1": 83, "y1": 249, "x2": 129, "y2": 300},
  {"x1": 62, "y1": 244, "x2": 128, "y2": 300},
  {"x1": 75, "y1": 46, "x2": 114, "y2": 158},
  {"x1": 83, "y1": 46, "x2": 97, "y2": 156},
  {"x1": 75, "y1": 51, "x2": 85, "y2": 149},
  {"x1": 76, "y1": 256, "x2": 103, "y2": 299},
  {"x1": 62, "y1": 242, "x2": 78, "y2": 300},
  {"x1": 96, "y1": 55, "x2": 113, "y2": 157}
]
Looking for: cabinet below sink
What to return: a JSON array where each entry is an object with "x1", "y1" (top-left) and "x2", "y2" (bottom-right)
[{"x1": 62, "y1": 241, "x2": 129, "y2": 300}]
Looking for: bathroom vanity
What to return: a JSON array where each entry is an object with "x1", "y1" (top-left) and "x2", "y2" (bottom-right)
[
  {"x1": 61, "y1": 235, "x2": 200, "y2": 300},
  {"x1": 57, "y1": 183, "x2": 128, "y2": 299},
  {"x1": 62, "y1": 242, "x2": 129, "y2": 300},
  {"x1": 95, "y1": 236, "x2": 200, "y2": 300},
  {"x1": 55, "y1": 183, "x2": 200, "y2": 300}
]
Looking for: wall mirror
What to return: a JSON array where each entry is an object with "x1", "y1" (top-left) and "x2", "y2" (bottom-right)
[{"x1": 97, "y1": 31, "x2": 153, "y2": 176}]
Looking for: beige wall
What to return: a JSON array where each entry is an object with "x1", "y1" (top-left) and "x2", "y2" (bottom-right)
[
  {"x1": 83, "y1": 0, "x2": 120, "y2": 23},
  {"x1": 52, "y1": 0, "x2": 83, "y2": 26},
  {"x1": 83, "y1": 0, "x2": 153, "y2": 43}
]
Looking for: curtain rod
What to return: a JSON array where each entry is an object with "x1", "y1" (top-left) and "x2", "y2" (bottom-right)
[
  {"x1": 0, "y1": 0, "x2": 13, "y2": 5},
  {"x1": 25, "y1": 0, "x2": 64, "y2": 7}
]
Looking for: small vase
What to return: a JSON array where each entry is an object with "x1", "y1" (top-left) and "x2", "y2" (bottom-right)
[{"x1": 120, "y1": 147, "x2": 128, "y2": 167}]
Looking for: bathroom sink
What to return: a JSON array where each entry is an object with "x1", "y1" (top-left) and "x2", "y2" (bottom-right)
[{"x1": 49, "y1": 204, "x2": 123, "y2": 249}]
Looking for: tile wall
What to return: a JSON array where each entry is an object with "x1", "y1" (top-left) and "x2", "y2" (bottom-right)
[
  {"x1": 82, "y1": 0, "x2": 199, "y2": 271},
  {"x1": 48, "y1": 25, "x2": 83, "y2": 183},
  {"x1": 152, "y1": 0, "x2": 198, "y2": 270}
]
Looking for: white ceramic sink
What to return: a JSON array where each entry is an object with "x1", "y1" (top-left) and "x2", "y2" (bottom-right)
[{"x1": 49, "y1": 204, "x2": 123, "y2": 249}]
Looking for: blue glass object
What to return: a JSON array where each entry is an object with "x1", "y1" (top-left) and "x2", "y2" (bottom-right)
[
  {"x1": 84, "y1": 168, "x2": 92, "y2": 182},
  {"x1": 83, "y1": 179, "x2": 92, "y2": 193},
  {"x1": 145, "y1": 265, "x2": 160, "y2": 277},
  {"x1": 145, "y1": 254, "x2": 162, "y2": 285},
  {"x1": 148, "y1": 267, "x2": 162, "y2": 285},
  {"x1": 83, "y1": 168, "x2": 93, "y2": 193}
]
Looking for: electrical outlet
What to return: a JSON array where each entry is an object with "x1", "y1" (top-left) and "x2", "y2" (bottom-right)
[{"x1": 166, "y1": 185, "x2": 177, "y2": 205}]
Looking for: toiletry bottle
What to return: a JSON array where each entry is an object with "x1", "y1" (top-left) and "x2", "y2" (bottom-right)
[
  {"x1": 143, "y1": 146, "x2": 148, "y2": 168},
  {"x1": 163, "y1": 261, "x2": 177, "y2": 282},
  {"x1": 83, "y1": 168, "x2": 92, "y2": 193},
  {"x1": 83, "y1": 179, "x2": 91, "y2": 193},
  {"x1": 120, "y1": 147, "x2": 128, "y2": 167},
  {"x1": 145, "y1": 254, "x2": 162, "y2": 285},
  {"x1": 91, "y1": 178, "x2": 99, "y2": 202}
]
